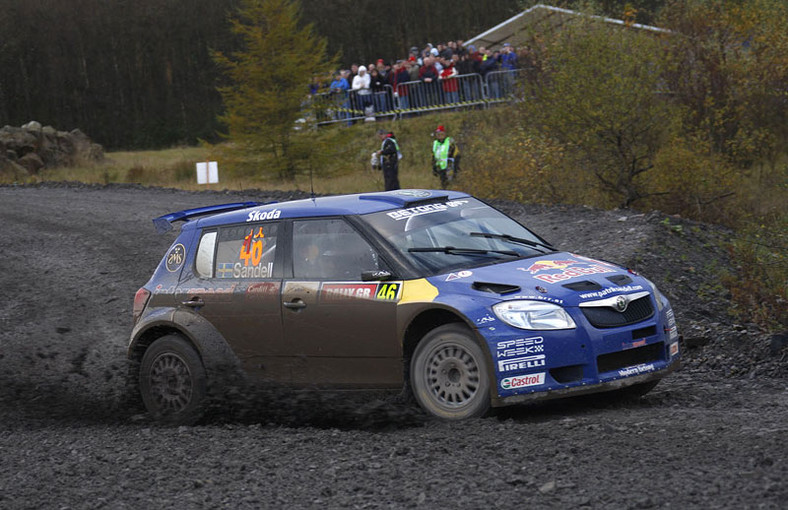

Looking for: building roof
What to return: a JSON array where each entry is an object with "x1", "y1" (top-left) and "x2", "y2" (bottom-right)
[{"x1": 465, "y1": 4, "x2": 670, "y2": 51}]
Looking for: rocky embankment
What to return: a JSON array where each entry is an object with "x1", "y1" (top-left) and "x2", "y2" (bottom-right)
[{"x1": 0, "y1": 122, "x2": 103, "y2": 180}]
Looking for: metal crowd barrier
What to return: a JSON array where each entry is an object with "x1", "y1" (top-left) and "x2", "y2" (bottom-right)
[
  {"x1": 311, "y1": 85, "x2": 398, "y2": 125},
  {"x1": 395, "y1": 74, "x2": 486, "y2": 115},
  {"x1": 484, "y1": 69, "x2": 527, "y2": 104},
  {"x1": 311, "y1": 70, "x2": 528, "y2": 126}
]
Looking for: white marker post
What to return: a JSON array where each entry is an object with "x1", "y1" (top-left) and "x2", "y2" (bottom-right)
[{"x1": 196, "y1": 161, "x2": 219, "y2": 184}]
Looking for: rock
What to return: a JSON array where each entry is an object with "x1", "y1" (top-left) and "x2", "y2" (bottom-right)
[
  {"x1": 89, "y1": 143, "x2": 104, "y2": 160},
  {"x1": 0, "y1": 124, "x2": 103, "y2": 169},
  {"x1": 0, "y1": 127, "x2": 36, "y2": 155},
  {"x1": 683, "y1": 336, "x2": 710, "y2": 349},
  {"x1": 0, "y1": 155, "x2": 29, "y2": 180},
  {"x1": 17, "y1": 152, "x2": 45, "y2": 174},
  {"x1": 769, "y1": 332, "x2": 788, "y2": 355}
]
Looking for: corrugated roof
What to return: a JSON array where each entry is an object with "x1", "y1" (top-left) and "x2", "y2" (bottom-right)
[{"x1": 465, "y1": 4, "x2": 669, "y2": 51}]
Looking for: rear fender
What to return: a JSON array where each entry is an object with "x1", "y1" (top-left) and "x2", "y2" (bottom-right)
[{"x1": 129, "y1": 308, "x2": 247, "y2": 396}]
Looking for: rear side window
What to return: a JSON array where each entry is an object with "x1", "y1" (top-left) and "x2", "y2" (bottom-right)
[
  {"x1": 195, "y1": 231, "x2": 217, "y2": 278},
  {"x1": 214, "y1": 223, "x2": 279, "y2": 279}
]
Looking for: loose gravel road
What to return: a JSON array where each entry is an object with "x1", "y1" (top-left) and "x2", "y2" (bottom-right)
[{"x1": 0, "y1": 184, "x2": 785, "y2": 509}]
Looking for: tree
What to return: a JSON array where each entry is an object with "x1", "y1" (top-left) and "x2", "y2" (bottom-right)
[
  {"x1": 659, "y1": 0, "x2": 788, "y2": 168},
  {"x1": 213, "y1": 0, "x2": 335, "y2": 180},
  {"x1": 517, "y1": 15, "x2": 680, "y2": 208}
]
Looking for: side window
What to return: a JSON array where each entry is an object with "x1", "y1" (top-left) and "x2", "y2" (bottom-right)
[
  {"x1": 195, "y1": 231, "x2": 217, "y2": 278},
  {"x1": 214, "y1": 222, "x2": 278, "y2": 279},
  {"x1": 293, "y1": 219, "x2": 383, "y2": 280}
]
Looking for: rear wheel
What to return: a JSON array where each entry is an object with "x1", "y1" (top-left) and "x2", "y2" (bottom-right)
[
  {"x1": 410, "y1": 324, "x2": 491, "y2": 420},
  {"x1": 139, "y1": 334, "x2": 206, "y2": 424}
]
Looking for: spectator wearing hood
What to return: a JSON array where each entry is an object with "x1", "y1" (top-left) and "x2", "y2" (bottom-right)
[{"x1": 352, "y1": 65, "x2": 372, "y2": 112}]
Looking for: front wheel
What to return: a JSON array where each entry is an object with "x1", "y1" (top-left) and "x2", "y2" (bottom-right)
[
  {"x1": 139, "y1": 334, "x2": 207, "y2": 425},
  {"x1": 410, "y1": 324, "x2": 491, "y2": 420}
]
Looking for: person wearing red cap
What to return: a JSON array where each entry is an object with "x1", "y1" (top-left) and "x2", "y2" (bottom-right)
[{"x1": 432, "y1": 125, "x2": 460, "y2": 188}]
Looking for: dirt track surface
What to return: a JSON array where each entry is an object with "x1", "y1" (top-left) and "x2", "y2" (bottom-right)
[{"x1": 1, "y1": 184, "x2": 785, "y2": 509}]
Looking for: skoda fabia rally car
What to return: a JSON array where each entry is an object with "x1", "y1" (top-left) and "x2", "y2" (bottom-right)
[{"x1": 130, "y1": 190, "x2": 680, "y2": 423}]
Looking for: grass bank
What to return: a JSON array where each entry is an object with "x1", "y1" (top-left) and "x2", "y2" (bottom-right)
[{"x1": 24, "y1": 112, "x2": 476, "y2": 194}]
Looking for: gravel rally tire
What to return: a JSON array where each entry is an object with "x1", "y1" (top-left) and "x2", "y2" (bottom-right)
[
  {"x1": 139, "y1": 334, "x2": 207, "y2": 425},
  {"x1": 410, "y1": 324, "x2": 491, "y2": 420}
]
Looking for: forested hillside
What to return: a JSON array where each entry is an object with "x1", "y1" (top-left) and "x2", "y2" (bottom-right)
[
  {"x1": 0, "y1": 0, "x2": 664, "y2": 149},
  {"x1": 0, "y1": 0, "x2": 520, "y2": 149}
]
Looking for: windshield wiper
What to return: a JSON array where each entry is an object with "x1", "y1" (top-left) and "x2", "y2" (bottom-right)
[
  {"x1": 469, "y1": 232, "x2": 555, "y2": 252},
  {"x1": 408, "y1": 246, "x2": 519, "y2": 257}
]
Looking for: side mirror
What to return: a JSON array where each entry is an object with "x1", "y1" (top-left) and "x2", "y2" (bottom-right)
[{"x1": 361, "y1": 270, "x2": 393, "y2": 281}]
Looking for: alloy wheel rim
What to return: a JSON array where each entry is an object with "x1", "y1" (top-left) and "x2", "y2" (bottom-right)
[
  {"x1": 149, "y1": 352, "x2": 193, "y2": 413},
  {"x1": 424, "y1": 344, "x2": 480, "y2": 408}
]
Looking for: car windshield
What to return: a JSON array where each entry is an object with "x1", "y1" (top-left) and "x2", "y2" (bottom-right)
[{"x1": 360, "y1": 198, "x2": 554, "y2": 275}]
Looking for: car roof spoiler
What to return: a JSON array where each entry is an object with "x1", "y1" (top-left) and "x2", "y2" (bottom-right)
[
  {"x1": 152, "y1": 201, "x2": 263, "y2": 234},
  {"x1": 358, "y1": 192, "x2": 450, "y2": 207}
]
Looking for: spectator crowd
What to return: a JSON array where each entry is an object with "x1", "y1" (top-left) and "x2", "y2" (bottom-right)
[{"x1": 313, "y1": 40, "x2": 534, "y2": 121}]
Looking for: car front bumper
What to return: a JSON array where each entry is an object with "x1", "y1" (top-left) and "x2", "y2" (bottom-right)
[{"x1": 491, "y1": 356, "x2": 679, "y2": 407}]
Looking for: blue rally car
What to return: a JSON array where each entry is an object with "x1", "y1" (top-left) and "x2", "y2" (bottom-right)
[{"x1": 130, "y1": 190, "x2": 681, "y2": 423}]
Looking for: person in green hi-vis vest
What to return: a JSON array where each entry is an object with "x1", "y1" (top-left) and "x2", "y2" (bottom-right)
[{"x1": 431, "y1": 125, "x2": 460, "y2": 189}]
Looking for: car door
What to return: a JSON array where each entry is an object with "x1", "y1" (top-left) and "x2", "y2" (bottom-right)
[
  {"x1": 281, "y1": 218, "x2": 402, "y2": 387},
  {"x1": 180, "y1": 221, "x2": 290, "y2": 382}
]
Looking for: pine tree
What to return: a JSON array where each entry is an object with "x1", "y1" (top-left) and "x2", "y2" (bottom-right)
[{"x1": 213, "y1": 0, "x2": 335, "y2": 179}]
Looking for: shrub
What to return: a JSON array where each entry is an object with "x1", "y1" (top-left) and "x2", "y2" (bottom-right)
[{"x1": 723, "y1": 216, "x2": 788, "y2": 330}]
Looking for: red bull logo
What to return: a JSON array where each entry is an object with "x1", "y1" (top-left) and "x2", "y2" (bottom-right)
[
  {"x1": 524, "y1": 260, "x2": 580, "y2": 274},
  {"x1": 518, "y1": 258, "x2": 617, "y2": 284}
]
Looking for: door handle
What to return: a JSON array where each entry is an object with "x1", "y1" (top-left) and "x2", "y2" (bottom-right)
[
  {"x1": 283, "y1": 299, "x2": 307, "y2": 310},
  {"x1": 181, "y1": 297, "x2": 205, "y2": 308}
]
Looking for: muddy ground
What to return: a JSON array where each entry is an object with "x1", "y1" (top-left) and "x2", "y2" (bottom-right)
[{"x1": 0, "y1": 184, "x2": 785, "y2": 509}]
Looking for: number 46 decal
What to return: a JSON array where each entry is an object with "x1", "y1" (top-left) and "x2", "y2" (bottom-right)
[{"x1": 375, "y1": 283, "x2": 401, "y2": 301}]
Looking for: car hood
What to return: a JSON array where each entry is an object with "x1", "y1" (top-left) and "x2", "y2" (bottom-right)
[{"x1": 429, "y1": 252, "x2": 650, "y2": 308}]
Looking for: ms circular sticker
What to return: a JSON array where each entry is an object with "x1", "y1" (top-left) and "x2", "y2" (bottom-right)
[{"x1": 166, "y1": 243, "x2": 186, "y2": 272}]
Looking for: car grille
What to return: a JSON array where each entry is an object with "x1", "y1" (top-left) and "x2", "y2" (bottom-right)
[
  {"x1": 597, "y1": 342, "x2": 664, "y2": 374},
  {"x1": 581, "y1": 295, "x2": 654, "y2": 328}
]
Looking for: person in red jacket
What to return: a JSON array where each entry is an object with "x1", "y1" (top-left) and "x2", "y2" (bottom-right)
[
  {"x1": 419, "y1": 57, "x2": 439, "y2": 107},
  {"x1": 440, "y1": 56, "x2": 460, "y2": 105},
  {"x1": 390, "y1": 61, "x2": 412, "y2": 111}
]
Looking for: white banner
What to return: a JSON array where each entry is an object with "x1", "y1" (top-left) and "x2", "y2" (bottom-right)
[{"x1": 196, "y1": 161, "x2": 219, "y2": 184}]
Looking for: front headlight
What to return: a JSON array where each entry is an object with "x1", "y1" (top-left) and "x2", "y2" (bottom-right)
[
  {"x1": 493, "y1": 300, "x2": 577, "y2": 330},
  {"x1": 644, "y1": 278, "x2": 666, "y2": 311}
]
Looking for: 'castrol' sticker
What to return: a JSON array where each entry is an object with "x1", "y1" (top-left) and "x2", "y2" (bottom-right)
[{"x1": 501, "y1": 372, "x2": 545, "y2": 390}]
